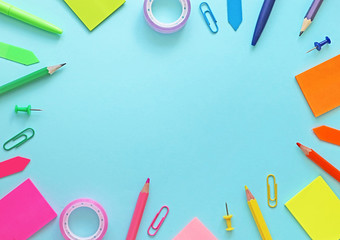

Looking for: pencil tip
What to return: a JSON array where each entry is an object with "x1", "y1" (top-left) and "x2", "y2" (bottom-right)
[
  {"x1": 299, "y1": 31, "x2": 303, "y2": 36},
  {"x1": 245, "y1": 185, "x2": 248, "y2": 190},
  {"x1": 146, "y1": 178, "x2": 150, "y2": 183},
  {"x1": 48, "y1": 63, "x2": 66, "y2": 74},
  {"x1": 296, "y1": 142, "x2": 301, "y2": 147}
]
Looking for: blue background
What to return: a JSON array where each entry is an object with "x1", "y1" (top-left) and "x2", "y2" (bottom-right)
[{"x1": 0, "y1": 0, "x2": 340, "y2": 239}]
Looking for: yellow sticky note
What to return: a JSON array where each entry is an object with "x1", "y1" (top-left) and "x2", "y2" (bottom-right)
[
  {"x1": 64, "y1": 0, "x2": 125, "y2": 31},
  {"x1": 285, "y1": 176, "x2": 340, "y2": 240}
]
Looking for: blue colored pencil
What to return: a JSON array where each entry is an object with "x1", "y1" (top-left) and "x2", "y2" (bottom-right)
[
  {"x1": 299, "y1": 0, "x2": 324, "y2": 36},
  {"x1": 251, "y1": 0, "x2": 276, "y2": 46}
]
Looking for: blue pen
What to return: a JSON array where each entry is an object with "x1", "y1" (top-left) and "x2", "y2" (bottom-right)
[{"x1": 251, "y1": 0, "x2": 276, "y2": 46}]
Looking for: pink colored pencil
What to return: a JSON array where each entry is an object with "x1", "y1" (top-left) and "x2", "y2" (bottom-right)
[{"x1": 126, "y1": 178, "x2": 150, "y2": 240}]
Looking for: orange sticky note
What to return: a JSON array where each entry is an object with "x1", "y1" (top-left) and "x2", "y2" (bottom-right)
[
  {"x1": 313, "y1": 125, "x2": 340, "y2": 146},
  {"x1": 296, "y1": 54, "x2": 340, "y2": 117}
]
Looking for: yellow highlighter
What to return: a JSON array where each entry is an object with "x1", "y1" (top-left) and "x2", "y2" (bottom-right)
[
  {"x1": 223, "y1": 202, "x2": 234, "y2": 231},
  {"x1": 245, "y1": 186, "x2": 272, "y2": 240}
]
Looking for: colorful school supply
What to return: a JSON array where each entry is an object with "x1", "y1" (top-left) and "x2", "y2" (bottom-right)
[
  {"x1": 0, "y1": 156, "x2": 30, "y2": 178},
  {"x1": 267, "y1": 174, "x2": 277, "y2": 208},
  {"x1": 0, "y1": 63, "x2": 65, "y2": 96},
  {"x1": 285, "y1": 176, "x2": 340, "y2": 240},
  {"x1": 126, "y1": 178, "x2": 150, "y2": 240},
  {"x1": 245, "y1": 186, "x2": 272, "y2": 240},
  {"x1": 147, "y1": 206, "x2": 169, "y2": 236},
  {"x1": 173, "y1": 217, "x2": 217, "y2": 240},
  {"x1": 0, "y1": 179, "x2": 57, "y2": 239},
  {"x1": 64, "y1": 0, "x2": 125, "y2": 31},
  {"x1": 251, "y1": 0, "x2": 276, "y2": 46},
  {"x1": 295, "y1": 54, "x2": 340, "y2": 117},
  {"x1": 199, "y1": 2, "x2": 218, "y2": 33},
  {"x1": 299, "y1": 0, "x2": 324, "y2": 36},
  {"x1": 15, "y1": 105, "x2": 42, "y2": 115},
  {"x1": 306, "y1": 36, "x2": 331, "y2": 53},
  {"x1": 0, "y1": 42, "x2": 39, "y2": 65},
  {"x1": 227, "y1": 0, "x2": 242, "y2": 31},
  {"x1": 313, "y1": 125, "x2": 340, "y2": 146},
  {"x1": 3, "y1": 128, "x2": 35, "y2": 151},
  {"x1": 296, "y1": 143, "x2": 340, "y2": 182},
  {"x1": 144, "y1": 0, "x2": 191, "y2": 34},
  {"x1": 0, "y1": 0, "x2": 62, "y2": 34},
  {"x1": 223, "y1": 202, "x2": 234, "y2": 231},
  {"x1": 60, "y1": 199, "x2": 108, "y2": 240}
]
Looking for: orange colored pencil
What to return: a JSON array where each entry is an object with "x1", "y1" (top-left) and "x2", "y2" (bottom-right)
[{"x1": 296, "y1": 143, "x2": 340, "y2": 182}]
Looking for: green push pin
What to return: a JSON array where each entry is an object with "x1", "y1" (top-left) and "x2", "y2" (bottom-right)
[{"x1": 15, "y1": 105, "x2": 42, "y2": 115}]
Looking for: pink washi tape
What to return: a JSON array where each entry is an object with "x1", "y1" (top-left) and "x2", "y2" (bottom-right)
[
  {"x1": 143, "y1": 0, "x2": 191, "y2": 34},
  {"x1": 59, "y1": 199, "x2": 108, "y2": 240}
]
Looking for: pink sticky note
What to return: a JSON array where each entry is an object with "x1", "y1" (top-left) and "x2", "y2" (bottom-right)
[
  {"x1": 173, "y1": 217, "x2": 218, "y2": 240},
  {"x1": 0, "y1": 179, "x2": 57, "y2": 240}
]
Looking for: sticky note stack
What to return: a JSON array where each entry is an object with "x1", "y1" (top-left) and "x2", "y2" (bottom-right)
[
  {"x1": 0, "y1": 179, "x2": 57, "y2": 239},
  {"x1": 173, "y1": 217, "x2": 218, "y2": 240},
  {"x1": 285, "y1": 176, "x2": 340, "y2": 240},
  {"x1": 296, "y1": 54, "x2": 340, "y2": 117},
  {"x1": 64, "y1": 0, "x2": 126, "y2": 31}
]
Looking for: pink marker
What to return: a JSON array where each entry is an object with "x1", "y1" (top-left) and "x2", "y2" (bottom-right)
[{"x1": 126, "y1": 178, "x2": 150, "y2": 240}]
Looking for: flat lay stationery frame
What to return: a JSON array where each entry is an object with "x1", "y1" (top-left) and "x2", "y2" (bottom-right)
[{"x1": 0, "y1": 0, "x2": 340, "y2": 239}]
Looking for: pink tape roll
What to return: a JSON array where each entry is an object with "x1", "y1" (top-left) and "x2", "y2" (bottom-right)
[
  {"x1": 59, "y1": 199, "x2": 108, "y2": 240},
  {"x1": 144, "y1": 0, "x2": 191, "y2": 34}
]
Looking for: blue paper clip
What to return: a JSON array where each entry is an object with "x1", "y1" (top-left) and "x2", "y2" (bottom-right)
[
  {"x1": 199, "y1": 2, "x2": 218, "y2": 33},
  {"x1": 147, "y1": 206, "x2": 169, "y2": 236},
  {"x1": 3, "y1": 128, "x2": 35, "y2": 151}
]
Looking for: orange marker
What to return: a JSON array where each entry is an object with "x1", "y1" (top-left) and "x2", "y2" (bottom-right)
[{"x1": 296, "y1": 143, "x2": 340, "y2": 182}]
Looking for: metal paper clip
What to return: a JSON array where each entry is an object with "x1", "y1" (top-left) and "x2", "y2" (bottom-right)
[
  {"x1": 3, "y1": 128, "x2": 35, "y2": 151},
  {"x1": 199, "y1": 2, "x2": 218, "y2": 33},
  {"x1": 147, "y1": 206, "x2": 169, "y2": 236},
  {"x1": 267, "y1": 174, "x2": 277, "y2": 208}
]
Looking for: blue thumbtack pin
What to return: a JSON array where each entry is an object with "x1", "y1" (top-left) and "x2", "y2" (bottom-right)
[{"x1": 306, "y1": 36, "x2": 331, "y2": 53}]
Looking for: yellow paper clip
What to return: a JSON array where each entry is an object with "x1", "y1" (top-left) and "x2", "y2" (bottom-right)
[
  {"x1": 267, "y1": 174, "x2": 277, "y2": 208},
  {"x1": 223, "y1": 202, "x2": 234, "y2": 231}
]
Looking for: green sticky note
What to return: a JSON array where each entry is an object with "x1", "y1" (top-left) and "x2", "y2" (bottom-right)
[
  {"x1": 64, "y1": 0, "x2": 125, "y2": 31},
  {"x1": 0, "y1": 42, "x2": 39, "y2": 65}
]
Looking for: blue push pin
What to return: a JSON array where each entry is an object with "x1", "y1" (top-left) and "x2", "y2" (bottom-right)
[{"x1": 306, "y1": 36, "x2": 331, "y2": 53}]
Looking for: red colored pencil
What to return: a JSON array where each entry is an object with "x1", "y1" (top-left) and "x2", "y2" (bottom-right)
[{"x1": 297, "y1": 142, "x2": 340, "y2": 182}]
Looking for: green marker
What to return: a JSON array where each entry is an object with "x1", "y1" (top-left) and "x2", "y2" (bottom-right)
[
  {"x1": 0, "y1": 0, "x2": 62, "y2": 34},
  {"x1": 0, "y1": 63, "x2": 66, "y2": 96}
]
